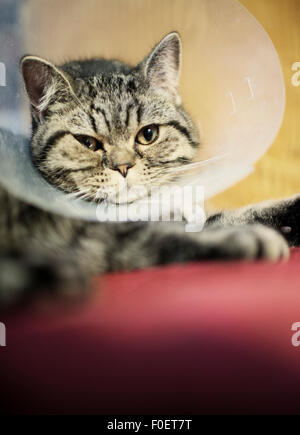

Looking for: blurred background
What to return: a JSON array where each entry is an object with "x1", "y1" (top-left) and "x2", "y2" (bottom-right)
[{"x1": 0, "y1": 0, "x2": 299, "y2": 210}]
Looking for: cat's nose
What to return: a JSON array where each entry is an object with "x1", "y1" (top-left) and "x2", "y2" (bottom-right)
[{"x1": 115, "y1": 163, "x2": 134, "y2": 178}]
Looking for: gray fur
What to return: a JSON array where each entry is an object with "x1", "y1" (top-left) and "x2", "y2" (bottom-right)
[{"x1": 0, "y1": 32, "x2": 299, "y2": 308}]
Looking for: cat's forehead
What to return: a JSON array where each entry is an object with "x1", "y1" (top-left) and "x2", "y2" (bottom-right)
[
  {"x1": 78, "y1": 73, "x2": 142, "y2": 101},
  {"x1": 70, "y1": 71, "x2": 178, "y2": 139},
  {"x1": 68, "y1": 75, "x2": 139, "y2": 139}
]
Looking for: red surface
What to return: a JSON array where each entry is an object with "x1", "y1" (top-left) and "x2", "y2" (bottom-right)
[{"x1": 1, "y1": 249, "x2": 300, "y2": 414}]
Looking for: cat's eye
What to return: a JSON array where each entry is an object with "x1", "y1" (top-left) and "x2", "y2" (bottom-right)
[
  {"x1": 136, "y1": 125, "x2": 159, "y2": 145},
  {"x1": 75, "y1": 135, "x2": 103, "y2": 152}
]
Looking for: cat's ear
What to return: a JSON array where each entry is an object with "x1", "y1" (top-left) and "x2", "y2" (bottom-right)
[
  {"x1": 143, "y1": 32, "x2": 182, "y2": 104},
  {"x1": 20, "y1": 55, "x2": 74, "y2": 121}
]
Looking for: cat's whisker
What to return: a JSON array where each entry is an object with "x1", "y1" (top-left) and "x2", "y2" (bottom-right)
[
  {"x1": 165, "y1": 153, "x2": 231, "y2": 173},
  {"x1": 80, "y1": 192, "x2": 94, "y2": 201},
  {"x1": 65, "y1": 188, "x2": 91, "y2": 200},
  {"x1": 65, "y1": 190, "x2": 86, "y2": 199}
]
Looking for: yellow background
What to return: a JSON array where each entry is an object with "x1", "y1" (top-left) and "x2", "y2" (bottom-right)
[
  {"x1": 23, "y1": 0, "x2": 300, "y2": 209},
  {"x1": 211, "y1": 0, "x2": 300, "y2": 209}
]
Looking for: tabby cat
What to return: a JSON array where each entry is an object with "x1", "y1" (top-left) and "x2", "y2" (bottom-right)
[{"x1": 0, "y1": 32, "x2": 299, "y2": 307}]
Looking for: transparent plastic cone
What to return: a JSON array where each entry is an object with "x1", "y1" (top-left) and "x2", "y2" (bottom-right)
[{"x1": 0, "y1": 0, "x2": 285, "y2": 222}]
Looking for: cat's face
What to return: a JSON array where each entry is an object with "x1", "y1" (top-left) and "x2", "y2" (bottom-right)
[{"x1": 21, "y1": 32, "x2": 199, "y2": 204}]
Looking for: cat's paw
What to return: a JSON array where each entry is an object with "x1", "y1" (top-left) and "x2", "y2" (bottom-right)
[
  {"x1": 219, "y1": 224, "x2": 290, "y2": 261},
  {"x1": 154, "y1": 223, "x2": 289, "y2": 265},
  {"x1": 0, "y1": 251, "x2": 87, "y2": 311}
]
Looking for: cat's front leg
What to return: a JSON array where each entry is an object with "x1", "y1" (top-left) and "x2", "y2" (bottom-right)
[
  {"x1": 108, "y1": 222, "x2": 289, "y2": 272},
  {"x1": 0, "y1": 249, "x2": 88, "y2": 310},
  {"x1": 206, "y1": 194, "x2": 300, "y2": 247}
]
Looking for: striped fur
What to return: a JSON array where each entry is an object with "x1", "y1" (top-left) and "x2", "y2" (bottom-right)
[
  {"x1": 0, "y1": 32, "x2": 298, "y2": 308},
  {"x1": 23, "y1": 33, "x2": 199, "y2": 204}
]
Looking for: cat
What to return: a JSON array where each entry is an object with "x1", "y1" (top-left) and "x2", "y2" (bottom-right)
[{"x1": 0, "y1": 32, "x2": 299, "y2": 308}]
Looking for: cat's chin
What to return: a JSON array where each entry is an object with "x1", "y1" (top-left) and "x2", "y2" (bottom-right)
[
  {"x1": 89, "y1": 191, "x2": 148, "y2": 206},
  {"x1": 96, "y1": 184, "x2": 151, "y2": 205},
  {"x1": 105, "y1": 193, "x2": 149, "y2": 206}
]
